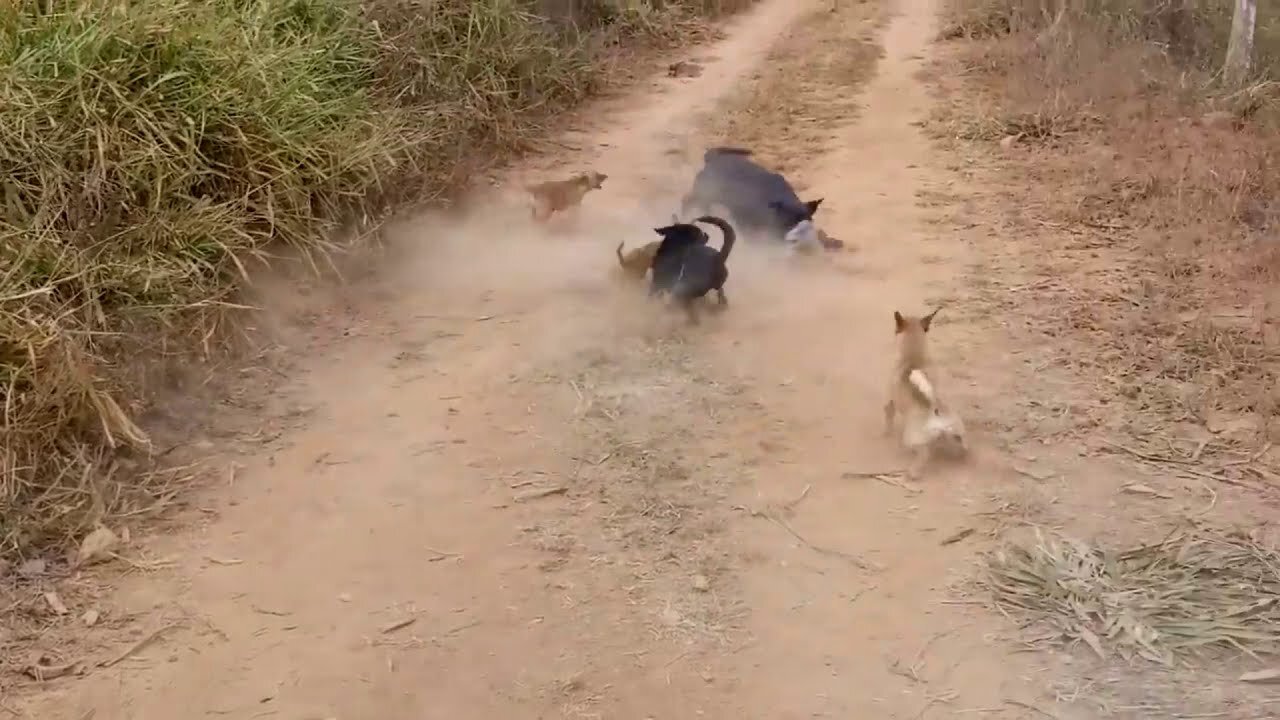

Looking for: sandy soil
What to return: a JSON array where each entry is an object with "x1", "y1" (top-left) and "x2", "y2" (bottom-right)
[{"x1": 13, "y1": 0, "x2": 1258, "y2": 718}]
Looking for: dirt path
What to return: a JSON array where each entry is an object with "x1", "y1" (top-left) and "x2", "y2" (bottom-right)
[{"x1": 20, "y1": 0, "x2": 1064, "y2": 718}]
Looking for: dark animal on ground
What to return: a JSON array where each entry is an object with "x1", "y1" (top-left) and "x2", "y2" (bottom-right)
[
  {"x1": 679, "y1": 147, "x2": 838, "y2": 251},
  {"x1": 649, "y1": 215, "x2": 737, "y2": 325}
]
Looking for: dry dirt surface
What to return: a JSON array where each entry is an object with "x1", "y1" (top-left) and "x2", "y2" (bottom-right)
[{"x1": 11, "y1": 0, "x2": 1276, "y2": 718}]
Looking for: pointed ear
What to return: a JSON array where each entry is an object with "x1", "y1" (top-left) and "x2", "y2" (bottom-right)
[
  {"x1": 921, "y1": 307, "x2": 940, "y2": 332},
  {"x1": 804, "y1": 198, "x2": 824, "y2": 216},
  {"x1": 893, "y1": 311, "x2": 907, "y2": 334},
  {"x1": 654, "y1": 226, "x2": 670, "y2": 236}
]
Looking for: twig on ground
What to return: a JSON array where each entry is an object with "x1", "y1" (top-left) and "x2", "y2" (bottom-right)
[
  {"x1": 1004, "y1": 699, "x2": 1062, "y2": 720},
  {"x1": 749, "y1": 507, "x2": 881, "y2": 572},
  {"x1": 781, "y1": 484, "x2": 812, "y2": 511},
  {"x1": 380, "y1": 616, "x2": 418, "y2": 634},
  {"x1": 425, "y1": 546, "x2": 461, "y2": 562},
  {"x1": 1221, "y1": 442, "x2": 1273, "y2": 467},
  {"x1": 842, "y1": 469, "x2": 920, "y2": 493},
  {"x1": 940, "y1": 528, "x2": 975, "y2": 546},
  {"x1": 100, "y1": 623, "x2": 181, "y2": 668},
  {"x1": 1100, "y1": 438, "x2": 1192, "y2": 464},
  {"x1": 514, "y1": 486, "x2": 568, "y2": 502}
]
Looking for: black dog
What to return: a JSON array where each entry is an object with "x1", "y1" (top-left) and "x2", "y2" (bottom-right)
[
  {"x1": 680, "y1": 147, "x2": 840, "y2": 251},
  {"x1": 649, "y1": 215, "x2": 737, "y2": 324}
]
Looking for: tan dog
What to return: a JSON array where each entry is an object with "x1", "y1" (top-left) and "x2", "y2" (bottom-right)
[
  {"x1": 616, "y1": 240, "x2": 660, "y2": 280},
  {"x1": 883, "y1": 308, "x2": 968, "y2": 479},
  {"x1": 526, "y1": 171, "x2": 607, "y2": 222}
]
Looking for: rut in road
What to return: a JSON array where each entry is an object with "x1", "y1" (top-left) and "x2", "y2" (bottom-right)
[{"x1": 21, "y1": 0, "x2": 1066, "y2": 718}]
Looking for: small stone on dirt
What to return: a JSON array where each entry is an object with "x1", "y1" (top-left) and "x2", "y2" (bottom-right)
[
  {"x1": 691, "y1": 574, "x2": 710, "y2": 592},
  {"x1": 998, "y1": 134, "x2": 1018, "y2": 151},
  {"x1": 18, "y1": 558, "x2": 47, "y2": 578},
  {"x1": 1200, "y1": 110, "x2": 1237, "y2": 130},
  {"x1": 81, "y1": 609, "x2": 101, "y2": 627},
  {"x1": 1205, "y1": 410, "x2": 1261, "y2": 441},
  {"x1": 44, "y1": 591, "x2": 69, "y2": 616},
  {"x1": 75, "y1": 525, "x2": 120, "y2": 567}
]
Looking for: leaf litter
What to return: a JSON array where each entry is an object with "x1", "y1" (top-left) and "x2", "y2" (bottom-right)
[{"x1": 981, "y1": 524, "x2": 1280, "y2": 666}]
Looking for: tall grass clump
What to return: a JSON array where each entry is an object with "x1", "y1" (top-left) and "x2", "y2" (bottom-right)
[
  {"x1": 0, "y1": 0, "x2": 405, "y2": 557},
  {"x1": 0, "y1": 0, "x2": 757, "y2": 561}
]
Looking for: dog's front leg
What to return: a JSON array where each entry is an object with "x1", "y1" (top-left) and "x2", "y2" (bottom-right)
[
  {"x1": 715, "y1": 287, "x2": 728, "y2": 307},
  {"x1": 882, "y1": 398, "x2": 896, "y2": 438},
  {"x1": 905, "y1": 446, "x2": 929, "y2": 481}
]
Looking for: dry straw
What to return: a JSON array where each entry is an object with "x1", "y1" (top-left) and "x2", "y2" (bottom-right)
[{"x1": 983, "y1": 525, "x2": 1280, "y2": 666}]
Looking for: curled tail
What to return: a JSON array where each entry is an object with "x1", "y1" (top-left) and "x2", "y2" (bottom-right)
[
  {"x1": 906, "y1": 368, "x2": 937, "y2": 409},
  {"x1": 694, "y1": 215, "x2": 737, "y2": 262},
  {"x1": 616, "y1": 241, "x2": 626, "y2": 266}
]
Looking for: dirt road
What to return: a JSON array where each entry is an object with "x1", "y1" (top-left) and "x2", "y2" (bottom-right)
[{"x1": 22, "y1": 0, "x2": 1067, "y2": 717}]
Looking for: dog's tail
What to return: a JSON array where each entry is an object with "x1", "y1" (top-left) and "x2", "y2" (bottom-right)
[
  {"x1": 694, "y1": 215, "x2": 737, "y2": 262},
  {"x1": 905, "y1": 368, "x2": 937, "y2": 410},
  {"x1": 704, "y1": 146, "x2": 753, "y2": 162}
]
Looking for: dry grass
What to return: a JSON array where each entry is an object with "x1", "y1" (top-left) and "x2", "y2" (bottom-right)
[
  {"x1": 928, "y1": 1, "x2": 1280, "y2": 711},
  {"x1": 930, "y1": 0, "x2": 1280, "y2": 466},
  {"x1": 982, "y1": 523, "x2": 1280, "y2": 666},
  {"x1": 0, "y1": 0, "x2": 758, "y2": 564}
]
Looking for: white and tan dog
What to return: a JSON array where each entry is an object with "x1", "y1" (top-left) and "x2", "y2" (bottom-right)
[{"x1": 883, "y1": 308, "x2": 968, "y2": 479}]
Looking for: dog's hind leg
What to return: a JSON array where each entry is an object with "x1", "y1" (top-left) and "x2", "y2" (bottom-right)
[
  {"x1": 714, "y1": 287, "x2": 729, "y2": 308},
  {"x1": 681, "y1": 297, "x2": 701, "y2": 325},
  {"x1": 882, "y1": 398, "x2": 896, "y2": 438},
  {"x1": 905, "y1": 446, "x2": 930, "y2": 481}
]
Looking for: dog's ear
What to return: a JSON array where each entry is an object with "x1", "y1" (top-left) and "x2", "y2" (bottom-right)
[
  {"x1": 803, "y1": 198, "x2": 824, "y2": 217},
  {"x1": 921, "y1": 307, "x2": 940, "y2": 332},
  {"x1": 893, "y1": 311, "x2": 907, "y2": 334}
]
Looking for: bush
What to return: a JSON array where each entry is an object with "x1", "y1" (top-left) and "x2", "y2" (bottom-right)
[{"x1": 0, "y1": 0, "x2": 753, "y2": 558}]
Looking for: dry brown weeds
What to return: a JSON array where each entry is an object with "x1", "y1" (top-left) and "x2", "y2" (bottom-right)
[{"x1": 931, "y1": 1, "x2": 1279, "y2": 471}]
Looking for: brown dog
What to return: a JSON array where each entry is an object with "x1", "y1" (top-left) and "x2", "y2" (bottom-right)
[
  {"x1": 883, "y1": 308, "x2": 968, "y2": 479},
  {"x1": 526, "y1": 171, "x2": 607, "y2": 222},
  {"x1": 616, "y1": 240, "x2": 661, "y2": 280}
]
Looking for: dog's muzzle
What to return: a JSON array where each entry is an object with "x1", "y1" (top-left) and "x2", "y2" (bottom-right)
[{"x1": 784, "y1": 219, "x2": 822, "y2": 252}]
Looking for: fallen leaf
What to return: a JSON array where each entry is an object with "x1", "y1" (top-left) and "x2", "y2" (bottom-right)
[
  {"x1": 18, "y1": 558, "x2": 47, "y2": 578},
  {"x1": 1078, "y1": 626, "x2": 1106, "y2": 660},
  {"x1": 44, "y1": 592, "x2": 69, "y2": 616},
  {"x1": 1121, "y1": 483, "x2": 1172, "y2": 499},
  {"x1": 75, "y1": 526, "x2": 120, "y2": 567},
  {"x1": 1239, "y1": 668, "x2": 1280, "y2": 684}
]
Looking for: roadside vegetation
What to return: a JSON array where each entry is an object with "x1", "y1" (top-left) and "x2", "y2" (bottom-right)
[
  {"x1": 933, "y1": 0, "x2": 1280, "y2": 712},
  {"x1": 0, "y1": 0, "x2": 753, "y2": 562}
]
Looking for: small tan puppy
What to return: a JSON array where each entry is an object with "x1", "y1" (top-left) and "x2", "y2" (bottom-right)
[
  {"x1": 883, "y1": 308, "x2": 968, "y2": 479},
  {"x1": 616, "y1": 240, "x2": 661, "y2": 281},
  {"x1": 526, "y1": 171, "x2": 607, "y2": 222}
]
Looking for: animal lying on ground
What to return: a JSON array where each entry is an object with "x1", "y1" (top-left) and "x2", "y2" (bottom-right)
[
  {"x1": 615, "y1": 240, "x2": 662, "y2": 280},
  {"x1": 883, "y1": 308, "x2": 968, "y2": 479},
  {"x1": 649, "y1": 215, "x2": 736, "y2": 325},
  {"x1": 526, "y1": 171, "x2": 607, "y2": 222},
  {"x1": 679, "y1": 147, "x2": 839, "y2": 252}
]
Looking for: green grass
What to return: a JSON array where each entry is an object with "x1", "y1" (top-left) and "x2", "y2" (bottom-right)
[{"x1": 0, "y1": 0, "x2": 753, "y2": 559}]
